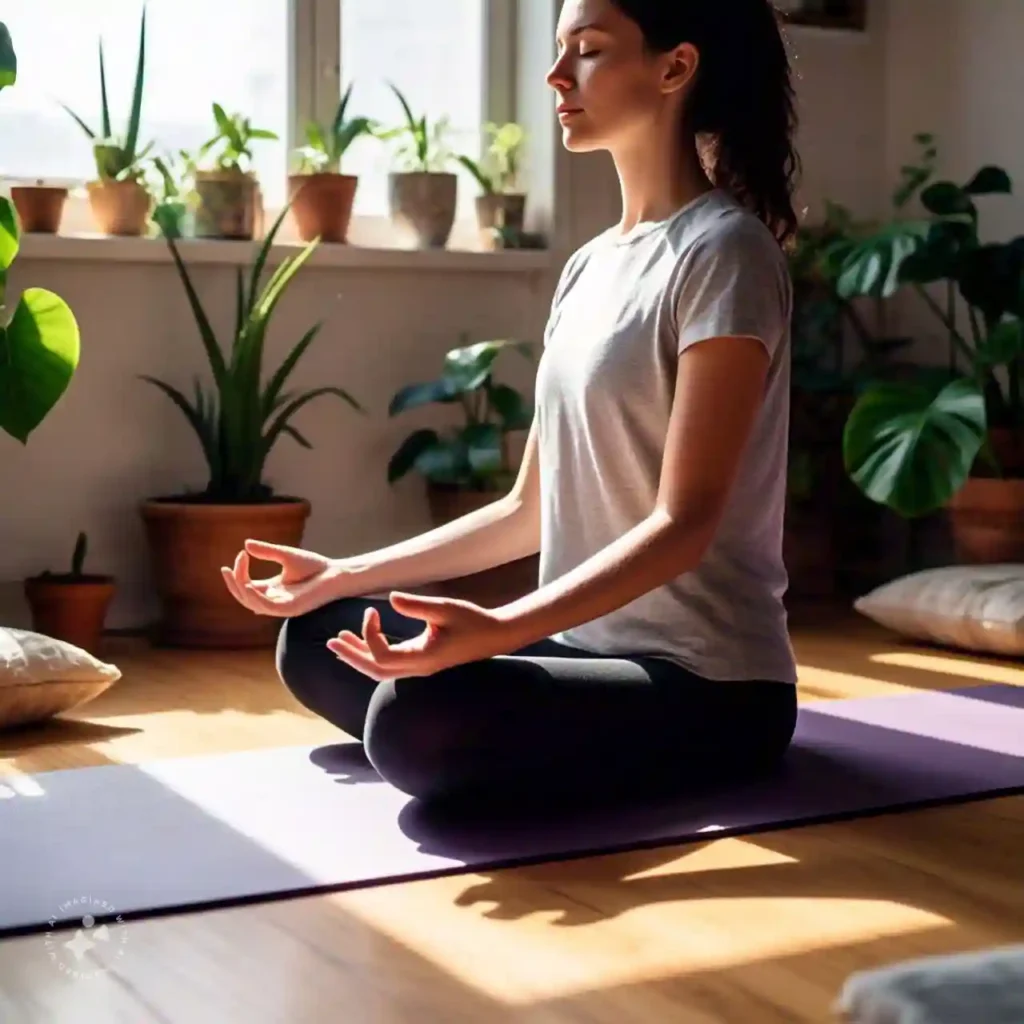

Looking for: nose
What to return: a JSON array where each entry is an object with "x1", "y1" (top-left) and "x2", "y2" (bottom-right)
[{"x1": 546, "y1": 51, "x2": 574, "y2": 92}]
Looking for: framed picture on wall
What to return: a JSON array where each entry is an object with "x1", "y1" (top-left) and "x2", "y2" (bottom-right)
[{"x1": 776, "y1": 0, "x2": 867, "y2": 30}]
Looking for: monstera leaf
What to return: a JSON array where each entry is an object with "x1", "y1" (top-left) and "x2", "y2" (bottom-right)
[{"x1": 843, "y1": 377, "x2": 988, "y2": 518}]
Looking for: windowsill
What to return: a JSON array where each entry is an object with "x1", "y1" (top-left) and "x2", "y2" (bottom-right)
[{"x1": 17, "y1": 231, "x2": 554, "y2": 273}]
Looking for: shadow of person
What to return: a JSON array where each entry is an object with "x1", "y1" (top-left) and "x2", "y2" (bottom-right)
[{"x1": 308, "y1": 741, "x2": 383, "y2": 784}]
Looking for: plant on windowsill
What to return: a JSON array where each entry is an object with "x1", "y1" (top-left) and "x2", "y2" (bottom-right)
[
  {"x1": 387, "y1": 336, "x2": 534, "y2": 525},
  {"x1": 147, "y1": 148, "x2": 198, "y2": 240},
  {"x1": 60, "y1": 5, "x2": 154, "y2": 237},
  {"x1": 24, "y1": 532, "x2": 116, "y2": 657},
  {"x1": 138, "y1": 206, "x2": 365, "y2": 649},
  {"x1": 288, "y1": 82, "x2": 375, "y2": 244},
  {"x1": 0, "y1": 24, "x2": 81, "y2": 446},
  {"x1": 457, "y1": 122, "x2": 529, "y2": 251},
  {"x1": 193, "y1": 104, "x2": 278, "y2": 240},
  {"x1": 829, "y1": 133, "x2": 1024, "y2": 563},
  {"x1": 376, "y1": 83, "x2": 459, "y2": 249}
]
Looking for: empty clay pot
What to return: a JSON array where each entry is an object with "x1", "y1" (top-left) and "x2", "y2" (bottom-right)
[
  {"x1": 24, "y1": 575, "x2": 117, "y2": 657},
  {"x1": 11, "y1": 185, "x2": 69, "y2": 234}
]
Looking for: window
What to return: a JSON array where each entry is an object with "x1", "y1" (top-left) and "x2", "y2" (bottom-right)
[
  {"x1": 2, "y1": 1, "x2": 515, "y2": 236},
  {"x1": 1, "y1": 0, "x2": 290, "y2": 204}
]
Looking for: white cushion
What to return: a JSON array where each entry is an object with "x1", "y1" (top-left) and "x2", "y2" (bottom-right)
[
  {"x1": 0, "y1": 628, "x2": 121, "y2": 730},
  {"x1": 854, "y1": 564, "x2": 1024, "y2": 657}
]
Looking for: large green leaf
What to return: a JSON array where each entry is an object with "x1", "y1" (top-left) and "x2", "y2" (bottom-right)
[
  {"x1": 489, "y1": 384, "x2": 532, "y2": 430},
  {"x1": 832, "y1": 221, "x2": 931, "y2": 300},
  {"x1": 413, "y1": 437, "x2": 469, "y2": 484},
  {"x1": 0, "y1": 22, "x2": 16, "y2": 89},
  {"x1": 443, "y1": 339, "x2": 533, "y2": 392},
  {"x1": 0, "y1": 197, "x2": 20, "y2": 271},
  {"x1": 977, "y1": 318, "x2": 1024, "y2": 367},
  {"x1": 0, "y1": 289, "x2": 81, "y2": 444},
  {"x1": 964, "y1": 166, "x2": 1012, "y2": 196},
  {"x1": 389, "y1": 378, "x2": 461, "y2": 415},
  {"x1": 843, "y1": 377, "x2": 987, "y2": 518},
  {"x1": 957, "y1": 242, "x2": 1024, "y2": 324},
  {"x1": 464, "y1": 422, "x2": 503, "y2": 474},
  {"x1": 920, "y1": 181, "x2": 975, "y2": 219},
  {"x1": 387, "y1": 428, "x2": 441, "y2": 483}
]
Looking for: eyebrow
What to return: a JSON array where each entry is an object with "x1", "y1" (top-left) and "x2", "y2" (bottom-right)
[{"x1": 558, "y1": 21, "x2": 611, "y2": 41}]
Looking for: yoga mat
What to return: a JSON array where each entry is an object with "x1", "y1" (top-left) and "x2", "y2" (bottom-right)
[{"x1": 2, "y1": 683, "x2": 1024, "y2": 940}]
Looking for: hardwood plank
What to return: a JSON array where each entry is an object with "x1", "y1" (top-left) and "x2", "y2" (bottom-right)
[{"x1": 2, "y1": 611, "x2": 1023, "y2": 1023}]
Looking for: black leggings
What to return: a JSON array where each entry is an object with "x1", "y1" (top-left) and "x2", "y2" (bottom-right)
[{"x1": 276, "y1": 596, "x2": 798, "y2": 807}]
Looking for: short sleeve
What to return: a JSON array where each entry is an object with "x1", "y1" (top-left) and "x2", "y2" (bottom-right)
[{"x1": 673, "y1": 219, "x2": 791, "y2": 357}]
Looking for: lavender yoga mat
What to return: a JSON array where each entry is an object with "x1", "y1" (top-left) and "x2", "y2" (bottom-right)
[{"x1": 2, "y1": 683, "x2": 1024, "y2": 939}]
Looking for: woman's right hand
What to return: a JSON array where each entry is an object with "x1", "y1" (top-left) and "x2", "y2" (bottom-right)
[{"x1": 221, "y1": 540, "x2": 355, "y2": 618}]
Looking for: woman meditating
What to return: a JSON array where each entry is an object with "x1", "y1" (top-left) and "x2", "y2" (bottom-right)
[{"x1": 222, "y1": 0, "x2": 802, "y2": 807}]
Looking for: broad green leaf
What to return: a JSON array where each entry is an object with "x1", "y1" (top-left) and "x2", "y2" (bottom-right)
[
  {"x1": 964, "y1": 166, "x2": 1012, "y2": 196},
  {"x1": 389, "y1": 378, "x2": 461, "y2": 415},
  {"x1": 0, "y1": 22, "x2": 16, "y2": 88},
  {"x1": 833, "y1": 221, "x2": 930, "y2": 300},
  {"x1": 489, "y1": 384, "x2": 532, "y2": 430},
  {"x1": 958, "y1": 242, "x2": 1024, "y2": 323},
  {"x1": 443, "y1": 339, "x2": 526, "y2": 392},
  {"x1": 388, "y1": 429, "x2": 441, "y2": 483},
  {"x1": 0, "y1": 197, "x2": 20, "y2": 270},
  {"x1": 920, "y1": 181, "x2": 975, "y2": 218},
  {"x1": 413, "y1": 438, "x2": 468, "y2": 483},
  {"x1": 977, "y1": 318, "x2": 1024, "y2": 367},
  {"x1": 843, "y1": 378, "x2": 987, "y2": 518},
  {"x1": 0, "y1": 289, "x2": 80, "y2": 444},
  {"x1": 464, "y1": 423, "x2": 503, "y2": 474}
]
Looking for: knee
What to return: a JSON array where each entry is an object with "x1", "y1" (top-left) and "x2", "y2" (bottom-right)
[{"x1": 363, "y1": 680, "x2": 470, "y2": 803}]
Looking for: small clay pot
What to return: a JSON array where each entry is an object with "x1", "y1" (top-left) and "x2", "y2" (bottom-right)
[
  {"x1": 194, "y1": 171, "x2": 261, "y2": 240},
  {"x1": 11, "y1": 185, "x2": 69, "y2": 234},
  {"x1": 86, "y1": 179, "x2": 151, "y2": 236},
  {"x1": 475, "y1": 192, "x2": 527, "y2": 250},
  {"x1": 388, "y1": 172, "x2": 457, "y2": 249},
  {"x1": 24, "y1": 575, "x2": 117, "y2": 657},
  {"x1": 288, "y1": 173, "x2": 359, "y2": 243}
]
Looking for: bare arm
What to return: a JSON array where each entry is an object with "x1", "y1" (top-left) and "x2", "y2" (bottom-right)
[{"x1": 337, "y1": 418, "x2": 542, "y2": 596}]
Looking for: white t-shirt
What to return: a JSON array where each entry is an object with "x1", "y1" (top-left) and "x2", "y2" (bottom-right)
[{"x1": 536, "y1": 188, "x2": 797, "y2": 684}]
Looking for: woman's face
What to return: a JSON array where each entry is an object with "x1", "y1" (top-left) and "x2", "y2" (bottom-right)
[{"x1": 547, "y1": 0, "x2": 695, "y2": 154}]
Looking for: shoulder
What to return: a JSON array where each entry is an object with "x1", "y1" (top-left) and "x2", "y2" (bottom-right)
[{"x1": 551, "y1": 232, "x2": 607, "y2": 304}]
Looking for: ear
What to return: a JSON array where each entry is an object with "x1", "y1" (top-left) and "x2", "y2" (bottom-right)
[{"x1": 661, "y1": 41, "x2": 699, "y2": 96}]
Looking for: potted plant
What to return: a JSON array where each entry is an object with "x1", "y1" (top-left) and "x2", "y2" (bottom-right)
[
  {"x1": 193, "y1": 104, "x2": 278, "y2": 240},
  {"x1": 457, "y1": 122, "x2": 528, "y2": 250},
  {"x1": 289, "y1": 82, "x2": 374, "y2": 244},
  {"x1": 830, "y1": 134, "x2": 1024, "y2": 563},
  {"x1": 387, "y1": 336, "x2": 536, "y2": 603},
  {"x1": 377, "y1": 83, "x2": 458, "y2": 249},
  {"x1": 60, "y1": 6, "x2": 153, "y2": 236},
  {"x1": 24, "y1": 533, "x2": 115, "y2": 656},
  {"x1": 147, "y1": 149, "x2": 197, "y2": 240},
  {"x1": 10, "y1": 178, "x2": 70, "y2": 235},
  {"x1": 387, "y1": 336, "x2": 534, "y2": 522},
  {"x1": 0, "y1": 26, "x2": 81, "y2": 444},
  {"x1": 139, "y1": 206, "x2": 365, "y2": 648}
]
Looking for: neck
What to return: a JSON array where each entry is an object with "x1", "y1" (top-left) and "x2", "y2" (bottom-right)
[{"x1": 610, "y1": 123, "x2": 713, "y2": 233}]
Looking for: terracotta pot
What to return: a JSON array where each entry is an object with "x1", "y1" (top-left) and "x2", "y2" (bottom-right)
[
  {"x1": 86, "y1": 179, "x2": 151, "y2": 236},
  {"x1": 11, "y1": 185, "x2": 68, "y2": 234},
  {"x1": 947, "y1": 477, "x2": 1024, "y2": 563},
  {"x1": 288, "y1": 173, "x2": 358, "y2": 243},
  {"x1": 194, "y1": 171, "x2": 261, "y2": 240},
  {"x1": 24, "y1": 575, "x2": 116, "y2": 657},
  {"x1": 475, "y1": 192, "x2": 526, "y2": 250},
  {"x1": 388, "y1": 172, "x2": 457, "y2": 249},
  {"x1": 423, "y1": 483, "x2": 538, "y2": 606},
  {"x1": 139, "y1": 496, "x2": 311, "y2": 648}
]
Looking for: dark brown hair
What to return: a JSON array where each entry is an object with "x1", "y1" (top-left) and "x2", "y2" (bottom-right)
[{"x1": 610, "y1": 0, "x2": 801, "y2": 247}]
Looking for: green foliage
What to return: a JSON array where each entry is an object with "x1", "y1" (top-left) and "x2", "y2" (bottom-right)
[
  {"x1": 376, "y1": 83, "x2": 454, "y2": 173},
  {"x1": 0, "y1": 23, "x2": 16, "y2": 89},
  {"x1": 61, "y1": 6, "x2": 153, "y2": 183},
  {"x1": 829, "y1": 133, "x2": 1024, "y2": 516},
  {"x1": 456, "y1": 122, "x2": 527, "y2": 195},
  {"x1": 388, "y1": 337, "x2": 534, "y2": 491},
  {"x1": 294, "y1": 82, "x2": 375, "y2": 174},
  {"x1": 144, "y1": 206, "x2": 365, "y2": 502},
  {"x1": 198, "y1": 104, "x2": 278, "y2": 176},
  {"x1": 71, "y1": 531, "x2": 88, "y2": 576},
  {"x1": 147, "y1": 149, "x2": 197, "y2": 238}
]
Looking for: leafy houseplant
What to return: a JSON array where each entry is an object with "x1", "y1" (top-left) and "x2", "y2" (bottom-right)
[
  {"x1": 193, "y1": 103, "x2": 278, "y2": 240},
  {"x1": 61, "y1": 6, "x2": 153, "y2": 236},
  {"x1": 831, "y1": 133, "x2": 1024, "y2": 561},
  {"x1": 378, "y1": 83, "x2": 458, "y2": 249},
  {"x1": 147, "y1": 149, "x2": 197, "y2": 239},
  {"x1": 0, "y1": 25, "x2": 81, "y2": 446},
  {"x1": 139, "y1": 206, "x2": 365, "y2": 648},
  {"x1": 24, "y1": 532, "x2": 116, "y2": 656},
  {"x1": 457, "y1": 122, "x2": 529, "y2": 250},
  {"x1": 387, "y1": 337, "x2": 534, "y2": 526},
  {"x1": 289, "y1": 82, "x2": 374, "y2": 244}
]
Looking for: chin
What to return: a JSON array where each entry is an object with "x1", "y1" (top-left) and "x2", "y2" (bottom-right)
[{"x1": 560, "y1": 126, "x2": 604, "y2": 153}]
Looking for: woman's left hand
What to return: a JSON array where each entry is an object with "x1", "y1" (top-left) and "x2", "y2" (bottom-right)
[{"x1": 327, "y1": 592, "x2": 520, "y2": 682}]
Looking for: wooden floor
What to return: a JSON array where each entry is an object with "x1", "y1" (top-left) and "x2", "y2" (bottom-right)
[{"x1": 2, "y1": 605, "x2": 1024, "y2": 1023}]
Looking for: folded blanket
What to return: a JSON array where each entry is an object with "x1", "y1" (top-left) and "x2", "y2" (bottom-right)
[{"x1": 837, "y1": 945, "x2": 1024, "y2": 1023}]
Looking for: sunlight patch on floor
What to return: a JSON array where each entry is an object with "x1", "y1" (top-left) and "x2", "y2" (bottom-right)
[
  {"x1": 328, "y1": 848, "x2": 950, "y2": 1004},
  {"x1": 794, "y1": 663, "x2": 915, "y2": 699},
  {"x1": 870, "y1": 650, "x2": 1024, "y2": 686}
]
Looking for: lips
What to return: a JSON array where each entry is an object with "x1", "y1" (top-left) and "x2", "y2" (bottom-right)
[{"x1": 557, "y1": 103, "x2": 582, "y2": 115}]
